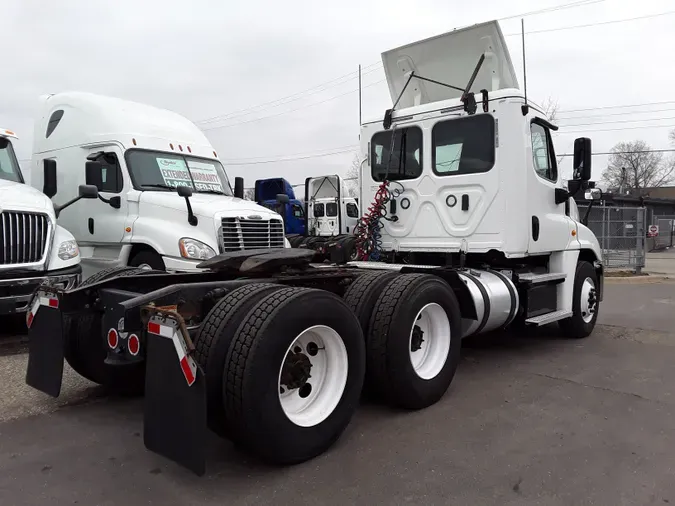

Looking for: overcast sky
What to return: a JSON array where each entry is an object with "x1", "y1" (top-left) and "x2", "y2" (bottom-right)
[{"x1": 2, "y1": 0, "x2": 674, "y2": 191}]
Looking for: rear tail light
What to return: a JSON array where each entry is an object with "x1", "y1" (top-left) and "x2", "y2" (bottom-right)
[
  {"x1": 128, "y1": 334, "x2": 140, "y2": 356},
  {"x1": 107, "y1": 329, "x2": 119, "y2": 349}
]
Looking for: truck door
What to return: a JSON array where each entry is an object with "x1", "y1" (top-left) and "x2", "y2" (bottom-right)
[
  {"x1": 344, "y1": 200, "x2": 359, "y2": 234},
  {"x1": 77, "y1": 146, "x2": 130, "y2": 261},
  {"x1": 526, "y1": 120, "x2": 575, "y2": 254}
]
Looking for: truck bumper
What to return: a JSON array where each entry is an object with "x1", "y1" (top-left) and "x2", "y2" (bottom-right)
[
  {"x1": 0, "y1": 264, "x2": 81, "y2": 315},
  {"x1": 162, "y1": 256, "x2": 204, "y2": 272}
]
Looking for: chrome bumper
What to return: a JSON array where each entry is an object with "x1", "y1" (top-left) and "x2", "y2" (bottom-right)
[{"x1": 0, "y1": 266, "x2": 81, "y2": 315}]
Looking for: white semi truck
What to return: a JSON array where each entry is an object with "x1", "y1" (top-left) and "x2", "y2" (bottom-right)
[
  {"x1": 25, "y1": 20, "x2": 603, "y2": 476},
  {"x1": 0, "y1": 128, "x2": 88, "y2": 316},
  {"x1": 305, "y1": 175, "x2": 359, "y2": 236},
  {"x1": 29, "y1": 92, "x2": 289, "y2": 280}
]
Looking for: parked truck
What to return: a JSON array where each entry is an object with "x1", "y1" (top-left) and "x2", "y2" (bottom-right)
[
  {"x1": 29, "y1": 92, "x2": 290, "y2": 280},
  {"x1": 0, "y1": 128, "x2": 87, "y2": 315},
  {"x1": 25, "y1": 21, "x2": 603, "y2": 476},
  {"x1": 254, "y1": 177, "x2": 306, "y2": 235}
]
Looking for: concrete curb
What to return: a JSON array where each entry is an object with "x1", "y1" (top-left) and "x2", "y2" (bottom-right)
[{"x1": 605, "y1": 274, "x2": 672, "y2": 284}]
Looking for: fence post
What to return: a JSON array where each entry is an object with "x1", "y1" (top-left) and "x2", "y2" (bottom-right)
[{"x1": 636, "y1": 208, "x2": 644, "y2": 275}]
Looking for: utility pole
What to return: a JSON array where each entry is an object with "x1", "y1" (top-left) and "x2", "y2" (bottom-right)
[
  {"x1": 358, "y1": 64, "x2": 362, "y2": 127},
  {"x1": 619, "y1": 167, "x2": 626, "y2": 194}
]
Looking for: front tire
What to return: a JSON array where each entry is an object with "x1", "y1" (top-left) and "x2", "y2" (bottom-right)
[
  {"x1": 223, "y1": 287, "x2": 365, "y2": 464},
  {"x1": 559, "y1": 260, "x2": 599, "y2": 339},
  {"x1": 128, "y1": 250, "x2": 166, "y2": 271}
]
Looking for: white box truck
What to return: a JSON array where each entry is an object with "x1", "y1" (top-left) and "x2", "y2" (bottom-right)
[
  {"x1": 0, "y1": 128, "x2": 86, "y2": 316},
  {"x1": 25, "y1": 21, "x2": 603, "y2": 476},
  {"x1": 29, "y1": 92, "x2": 289, "y2": 280}
]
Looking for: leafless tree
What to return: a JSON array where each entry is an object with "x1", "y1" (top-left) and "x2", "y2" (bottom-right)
[
  {"x1": 601, "y1": 140, "x2": 675, "y2": 192},
  {"x1": 243, "y1": 188, "x2": 255, "y2": 200},
  {"x1": 540, "y1": 96, "x2": 559, "y2": 123},
  {"x1": 345, "y1": 153, "x2": 361, "y2": 197}
]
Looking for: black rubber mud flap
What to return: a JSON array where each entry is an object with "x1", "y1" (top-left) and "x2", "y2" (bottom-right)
[
  {"x1": 143, "y1": 323, "x2": 207, "y2": 476},
  {"x1": 25, "y1": 294, "x2": 64, "y2": 398}
]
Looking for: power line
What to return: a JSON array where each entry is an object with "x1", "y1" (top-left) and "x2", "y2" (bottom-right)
[
  {"x1": 560, "y1": 116, "x2": 675, "y2": 128},
  {"x1": 203, "y1": 78, "x2": 387, "y2": 131},
  {"x1": 558, "y1": 149, "x2": 675, "y2": 157},
  {"x1": 499, "y1": 0, "x2": 603, "y2": 22},
  {"x1": 505, "y1": 8, "x2": 675, "y2": 37},
  {"x1": 197, "y1": 64, "x2": 383, "y2": 125},
  {"x1": 559, "y1": 100, "x2": 675, "y2": 115},
  {"x1": 195, "y1": 62, "x2": 382, "y2": 125},
  {"x1": 223, "y1": 147, "x2": 356, "y2": 165},
  {"x1": 558, "y1": 124, "x2": 675, "y2": 134},
  {"x1": 221, "y1": 144, "x2": 358, "y2": 163},
  {"x1": 557, "y1": 107, "x2": 675, "y2": 121}
]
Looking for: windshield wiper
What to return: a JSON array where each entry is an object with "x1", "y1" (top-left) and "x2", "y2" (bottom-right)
[
  {"x1": 196, "y1": 189, "x2": 227, "y2": 196},
  {"x1": 139, "y1": 184, "x2": 177, "y2": 191}
]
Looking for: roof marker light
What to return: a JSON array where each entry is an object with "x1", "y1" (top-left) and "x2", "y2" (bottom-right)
[
  {"x1": 179, "y1": 145, "x2": 183, "y2": 152},
  {"x1": 132, "y1": 138, "x2": 137, "y2": 146}
]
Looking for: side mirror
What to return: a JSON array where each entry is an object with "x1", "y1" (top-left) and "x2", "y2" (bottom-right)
[
  {"x1": 276, "y1": 194, "x2": 290, "y2": 204},
  {"x1": 78, "y1": 184, "x2": 99, "y2": 199},
  {"x1": 584, "y1": 188, "x2": 602, "y2": 201},
  {"x1": 177, "y1": 185, "x2": 193, "y2": 198},
  {"x1": 85, "y1": 161, "x2": 104, "y2": 191},
  {"x1": 573, "y1": 137, "x2": 592, "y2": 181},
  {"x1": 234, "y1": 177, "x2": 244, "y2": 199},
  {"x1": 43, "y1": 159, "x2": 57, "y2": 198}
]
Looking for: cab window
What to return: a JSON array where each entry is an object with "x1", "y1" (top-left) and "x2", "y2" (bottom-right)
[
  {"x1": 371, "y1": 127, "x2": 423, "y2": 182},
  {"x1": 292, "y1": 204, "x2": 304, "y2": 218},
  {"x1": 326, "y1": 202, "x2": 338, "y2": 217},
  {"x1": 92, "y1": 152, "x2": 124, "y2": 193},
  {"x1": 530, "y1": 122, "x2": 557, "y2": 182},
  {"x1": 432, "y1": 114, "x2": 495, "y2": 175},
  {"x1": 313, "y1": 203, "x2": 325, "y2": 218},
  {"x1": 346, "y1": 203, "x2": 359, "y2": 218}
]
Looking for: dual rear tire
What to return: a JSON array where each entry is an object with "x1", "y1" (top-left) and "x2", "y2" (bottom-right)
[{"x1": 194, "y1": 285, "x2": 365, "y2": 465}]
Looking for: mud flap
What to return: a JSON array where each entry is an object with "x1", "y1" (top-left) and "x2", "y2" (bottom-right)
[
  {"x1": 143, "y1": 313, "x2": 207, "y2": 476},
  {"x1": 25, "y1": 292, "x2": 64, "y2": 398}
]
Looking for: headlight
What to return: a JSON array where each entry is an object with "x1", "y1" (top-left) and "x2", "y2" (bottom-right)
[
  {"x1": 57, "y1": 240, "x2": 79, "y2": 260},
  {"x1": 179, "y1": 238, "x2": 216, "y2": 260}
]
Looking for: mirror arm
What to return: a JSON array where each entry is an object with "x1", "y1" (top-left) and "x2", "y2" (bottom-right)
[
  {"x1": 98, "y1": 194, "x2": 121, "y2": 209},
  {"x1": 54, "y1": 196, "x2": 82, "y2": 219},
  {"x1": 183, "y1": 196, "x2": 198, "y2": 226}
]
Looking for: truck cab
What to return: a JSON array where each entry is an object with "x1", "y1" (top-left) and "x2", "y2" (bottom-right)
[
  {"x1": 30, "y1": 92, "x2": 289, "y2": 279},
  {"x1": 305, "y1": 175, "x2": 359, "y2": 236},
  {"x1": 0, "y1": 128, "x2": 82, "y2": 315},
  {"x1": 254, "y1": 177, "x2": 306, "y2": 235},
  {"x1": 358, "y1": 20, "x2": 603, "y2": 325}
]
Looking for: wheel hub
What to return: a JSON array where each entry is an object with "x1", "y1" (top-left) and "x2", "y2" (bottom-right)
[
  {"x1": 280, "y1": 351, "x2": 312, "y2": 390},
  {"x1": 410, "y1": 325, "x2": 425, "y2": 352}
]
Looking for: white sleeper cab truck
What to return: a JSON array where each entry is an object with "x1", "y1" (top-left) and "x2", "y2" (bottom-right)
[
  {"x1": 0, "y1": 128, "x2": 89, "y2": 316},
  {"x1": 305, "y1": 175, "x2": 359, "y2": 236},
  {"x1": 25, "y1": 21, "x2": 603, "y2": 477},
  {"x1": 30, "y1": 92, "x2": 288, "y2": 280}
]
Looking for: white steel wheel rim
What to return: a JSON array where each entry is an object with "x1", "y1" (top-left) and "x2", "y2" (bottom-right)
[
  {"x1": 138, "y1": 264, "x2": 153, "y2": 271},
  {"x1": 408, "y1": 303, "x2": 451, "y2": 380},
  {"x1": 580, "y1": 277, "x2": 596, "y2": 323},
  {"x1": 278, "y1": 325, "x2": 348, "y2": 428}
]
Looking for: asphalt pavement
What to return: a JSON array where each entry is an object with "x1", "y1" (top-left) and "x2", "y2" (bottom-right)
[{"x1": 1, "y1": 280, "x2": 675, "y2": 505}]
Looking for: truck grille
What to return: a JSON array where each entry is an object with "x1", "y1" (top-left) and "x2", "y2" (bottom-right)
[
  {"x1": 0, "y1": 211, "x2": 49, "y2": 265},
  {"x1": 220, "y1": 218, "x2": 285, "y2": 252}
]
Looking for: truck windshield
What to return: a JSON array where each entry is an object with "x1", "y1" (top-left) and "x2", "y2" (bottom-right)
[
  {"x1": 126, "y1": 150, "x2": 233, "y2": 196},
  {"x1": 0, "y1": 137, "x2": 23, "y2": 183}
]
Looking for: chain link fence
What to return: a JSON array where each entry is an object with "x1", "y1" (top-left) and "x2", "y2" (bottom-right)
[
  {"x1": 578, "y1": 205, "x2": 646, "y2": 272},
  {"x1": 650, "y1": 215, "x2": 675, "y2": 250}
]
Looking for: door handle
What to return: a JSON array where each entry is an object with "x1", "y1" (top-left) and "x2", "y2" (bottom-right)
[{"x1": 461, "y1": 194, "x2": 469, "y2": 211}]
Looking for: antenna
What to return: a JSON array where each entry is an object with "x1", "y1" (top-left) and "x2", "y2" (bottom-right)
[{"x1": 521, "y1": 18, "x2": 529, "y2": 115}]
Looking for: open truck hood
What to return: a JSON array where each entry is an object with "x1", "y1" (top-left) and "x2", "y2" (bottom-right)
[{"x1": 382, "y1": 20, "x2": 519, "y2": 108}]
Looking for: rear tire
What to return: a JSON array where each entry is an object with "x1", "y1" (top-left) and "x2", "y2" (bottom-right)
[
  {"x1": 223, "y1": 287, "x2": 365, "y2": 464},
  {"x1": 343, "y1": 271, "x2": 399, "y2": 337},
  {"x1": 559, "y1": 261, "x2": 599, "y2": 338},
  {"x1": 63, "y1": 266, "x2": 152, "y2": 393},
  {"x1": 193, "y1": 283, "x2": 285, "y2": 437},
  {"x1": 367, "y1": 274, "x2": 462, "y2": 409}
]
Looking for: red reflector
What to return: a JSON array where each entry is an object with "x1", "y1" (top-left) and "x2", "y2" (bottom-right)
[
  {"x1": 48, "y1": 298, "x2": 59, "y2": 308},
  {"x1": 26, "y1": 312, "x2": 34, "y2": 329},
  {"x1": 148, "y1": 322, "x2": 161, "y2": 334},
  {"x1": 107, "y1": 329, "x2": 119, "y2": 349},
  {"x1": 180, "y1": 356, "x2": 196, "y2": 386},
  {"x1": 128, "y1": 334, "x2": 140, "y2": 356}
]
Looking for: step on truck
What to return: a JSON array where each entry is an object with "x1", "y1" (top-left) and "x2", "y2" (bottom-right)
[
  {"x1": 29, "y1": 92, "x2": 290, "y2": 281},
  {"x1": 25, "y1": 20, "x2": 603, "y2": 476},
  {"x1": 0, "y1": 128, "x2": 92, "y2": 315}
]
